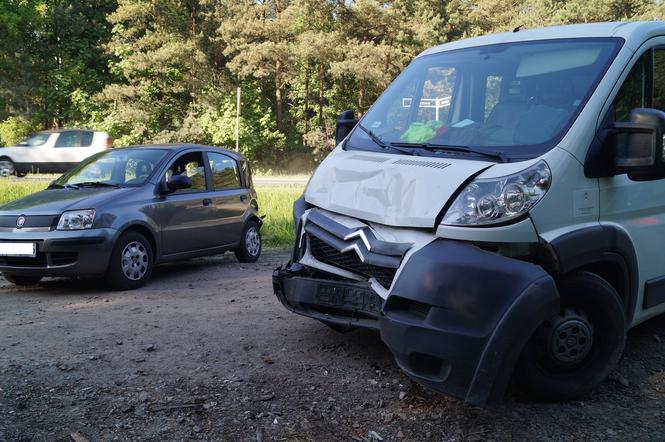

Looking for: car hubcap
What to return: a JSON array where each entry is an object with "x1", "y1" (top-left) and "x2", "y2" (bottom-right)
[
  {"x1": 537, "y1": 307, "x2": 594, "y2": 368},
  {"x1": 121, "y1": 241, "x2": 149, "y2": 281},
  {"x1": 0, "y1": 161, "x2": 13, "y2": 178},
  {"x1": 245, "y1": 227, "x2": 261, "y2": 256}
]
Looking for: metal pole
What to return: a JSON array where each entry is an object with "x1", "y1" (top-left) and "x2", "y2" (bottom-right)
[{"x1": 235, "y1": 87, "x2": 241, "y2": 151}]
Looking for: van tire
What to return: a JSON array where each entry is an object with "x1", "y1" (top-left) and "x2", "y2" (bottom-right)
[
  {"x1": 515, "y1": 271, "x2": 626, "y2": 401},
  {"x1": 3, "y1": 273, "x2": 42, "y2": 286},
  {"x1": 105, "y1": 231, "x2": 153, "y2": 291},
  {"x1": 234, "y1": 220, "x2": 262, "y2": 263}
]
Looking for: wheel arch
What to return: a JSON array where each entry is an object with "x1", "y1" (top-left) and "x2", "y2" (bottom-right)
[
  {"x1": 119, "y1": 223, "x2": 159, "y2": 258},
  {"x1": 546, "y1": 225, "x2": 638, "y2": 326}
]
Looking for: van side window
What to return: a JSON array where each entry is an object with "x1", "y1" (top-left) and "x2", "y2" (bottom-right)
[
  {"x1": 613, "y1": 53, "x2": 649, "y2": 122},
  {"x1": 653, "y1": 49, "x2": 665, "y2": 112}
]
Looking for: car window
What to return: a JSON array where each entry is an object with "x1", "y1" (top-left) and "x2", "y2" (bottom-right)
[
  {"x1": 19, "y1": 133, "x2": 50, "y2": 147},
  {"x1": 54, "y1": 131, "x2": 81, "y2": 148},
  {"x1": 653, "y1": 49, "x2": 665, "y2": 112},
  {"x1": 208, "y1": 152, "x2": 240, "y2": 189},
  {"x1": 80, "y1": 131, "x2": 94, "y2": 147},
  {"x1": 613, "y1": 53, "x2": 649, "y2": 122},
  {"x1": 165, "y1": 152, "x2": 207, "y2": 193}
]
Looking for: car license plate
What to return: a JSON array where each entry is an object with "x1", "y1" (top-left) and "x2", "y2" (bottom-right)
[{"x1": 0, "y1": 242, "x2": 36, "y2": 257}]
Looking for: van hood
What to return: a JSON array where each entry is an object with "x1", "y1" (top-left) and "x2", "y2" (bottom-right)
[
  {"x1": 0, "y1": 187, "x2": 129, "y2": 215},
  {"x1": 304, "y1": 148, "x2": 492, "y2": 228}
]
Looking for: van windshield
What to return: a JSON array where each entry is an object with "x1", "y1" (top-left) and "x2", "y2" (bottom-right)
[{"x1": 345, "y1": 38, "x2": 622, "y2": 160}]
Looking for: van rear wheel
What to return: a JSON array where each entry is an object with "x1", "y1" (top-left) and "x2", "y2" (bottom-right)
[{"x1": 515, "y1": 271, "x2": 626, "y2": 401}]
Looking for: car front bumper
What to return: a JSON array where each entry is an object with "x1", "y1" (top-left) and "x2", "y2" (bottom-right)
[
  {"x1": 0, "y1": 228, "x2": 117, "y2": 277},
  {"x1": 273, "y1": 238, "x2": 559, "y2": 406}
]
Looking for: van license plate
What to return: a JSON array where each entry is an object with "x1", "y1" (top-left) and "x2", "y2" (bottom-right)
[{"x1": 0, "y1": 242, "x2": 36, "y2": 257}]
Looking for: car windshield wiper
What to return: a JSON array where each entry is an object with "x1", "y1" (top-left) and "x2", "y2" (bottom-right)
[
  {"x1": 48, "y1": 182, "x2": 79, "y2": 190},
  {"x1": 391, "y1": 142, "x2": 508, "y2": 163},
  {"x1": 74, "y1": 181, "x2": 121, "y2": 188},
  {"x1": 355, "y1": 124, "x2": 417, "y2": 156}
]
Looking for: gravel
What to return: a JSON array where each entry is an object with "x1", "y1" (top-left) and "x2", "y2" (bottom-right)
[{"x1": 1, "y1": 249, "x2": 665, "y2": 441}]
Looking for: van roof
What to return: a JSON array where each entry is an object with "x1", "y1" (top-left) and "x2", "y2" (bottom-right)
[{"x1": 420, "y1": 21, "x2": 665, "y2": 57}]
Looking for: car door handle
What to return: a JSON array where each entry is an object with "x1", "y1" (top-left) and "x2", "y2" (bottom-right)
[
  {"x1": 202, "y1": 198, "x2": 212, "y2": 206},
  {"x1": 240, "y1": 195, "x2": 248, "y2": 202}
]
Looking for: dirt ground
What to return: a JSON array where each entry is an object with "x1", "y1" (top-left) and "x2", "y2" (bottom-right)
[{"x1": 1, "y1": 249, "x2": 665, "y2": 442}]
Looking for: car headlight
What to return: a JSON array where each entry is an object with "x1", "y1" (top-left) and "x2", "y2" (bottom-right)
[
  {"x1": 442, "y1": 161, "x2": 551, "y2": 226},
  {"x1": 57, "y1": 209, "x2": 96, "y2": 230}
]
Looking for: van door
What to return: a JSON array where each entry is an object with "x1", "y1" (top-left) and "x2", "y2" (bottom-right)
[
  {"x1": 599, "y1": 46, "x2": 665, "y2": 323},
  {"x1": 204, "y1": 151, "x2": 248, "y2": 247}
]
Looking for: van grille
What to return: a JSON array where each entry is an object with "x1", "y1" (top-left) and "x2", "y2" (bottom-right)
[{"x1": 309, "y1": 236, "x2": 397, "y2": 288}]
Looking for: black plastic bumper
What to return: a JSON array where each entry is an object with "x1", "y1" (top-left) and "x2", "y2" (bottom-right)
[{"x1": 273, "y1": 239, "x2": 559, "y2": 406}]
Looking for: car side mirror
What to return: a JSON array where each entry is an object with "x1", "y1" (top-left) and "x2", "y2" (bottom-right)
[
  {"x1": 612, "y1": 108, "x2": 665, "y2": 181},
  {"x1": 335, "y1": 109, "x2": 359, "y2": 145},
  {"x1": 160, "y1": 174, "x2": 192, "y2": 194}
]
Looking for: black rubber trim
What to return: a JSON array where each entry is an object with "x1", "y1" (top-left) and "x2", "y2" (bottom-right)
[
  {"x1": 50, "y1": 237, "x2": 106, "y2": 247},
  {"x1": 379, "y1": 239, "x2": 559, "y2": 405},
  {"x1": 547, "y1": 225, "x2": 638, "y2": 324},
  {"x1": 644, "y1": 276, "x2": 665, "y2": 309}
]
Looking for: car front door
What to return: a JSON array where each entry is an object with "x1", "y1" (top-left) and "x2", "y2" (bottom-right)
[
  {"x1": 205, "y1": 151, "x2": 250, "y2": 247},
  {"x1": 599, "y1": 43, "x2": 665, "y2": 323},
  {"x1": 156, "y1": 150, "x2": 217, "y2": 256},
  {"x1": 49, "y1": 131, "x2": 87, "y2": 172}
]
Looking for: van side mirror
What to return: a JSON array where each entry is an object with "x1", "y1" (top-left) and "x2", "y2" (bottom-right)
[
  {"x1": 160, "y1": 174, "x2": 192, "y2": 194},
  {"x1": 335, "y1": 109, "x2": 359, "y2": 145},
  {"x1": 612, "y1": 108, "x2": 665, "y2": 181}
]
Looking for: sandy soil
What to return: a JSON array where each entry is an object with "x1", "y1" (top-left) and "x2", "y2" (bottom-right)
[{"x1": 1, "y1": 250, "x2": 665, "y2": 441}]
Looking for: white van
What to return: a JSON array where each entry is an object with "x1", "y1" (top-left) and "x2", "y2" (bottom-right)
[
  {"x1": 0, "y1": 129, "x2": 113, "y2": 177},
  {"x1": 274, "y1": 21, "x2": 665, "y2": 405}
]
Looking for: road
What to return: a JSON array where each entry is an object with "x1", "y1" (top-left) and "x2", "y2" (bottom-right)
[{"x1": 2, "y1": 250, "x2": 665, "y2": 441}]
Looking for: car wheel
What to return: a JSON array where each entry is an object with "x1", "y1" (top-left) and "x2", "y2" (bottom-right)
[
  {"x1": 515, "y1": 271, "x2": 626, "y2": 401},
  {"x1": 0, "y1": 160, "x2": 15, "y2": 178},
  {"x1": 2, "y1": 273, "x2": 42, "y2": 286},
  {"x1": 234, "y1": 220, "x2": 262, "y2": 263},
  {"x1": 105, "y1": 231, "x2": 153, "y2": 291},
  {"x1": 15, "y1": 171, "x2": 27, "y2": 178}
]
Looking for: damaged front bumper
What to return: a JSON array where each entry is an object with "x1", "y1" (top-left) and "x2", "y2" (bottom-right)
[{"x1": 273, "y1": 238, "x2": 560, "y2": 406}]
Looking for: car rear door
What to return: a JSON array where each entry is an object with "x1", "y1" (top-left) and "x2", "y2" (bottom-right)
[
  {"x1": 204, "y1": 151, "x2": 249, "y2": 247},
  {"x1": 156, "y1": 150, "x2": 218, "y2": 255}
]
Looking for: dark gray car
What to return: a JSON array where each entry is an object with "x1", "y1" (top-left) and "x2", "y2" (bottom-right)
[{"x1": 0, "y1": 144, "x2": 262, "y2": 290}]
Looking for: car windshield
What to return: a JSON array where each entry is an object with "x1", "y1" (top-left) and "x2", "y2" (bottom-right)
[
  {"x1": 53, "y1": 148, "x2": 168, "y2": 188},
  {"x1": 346, "y1": 38, "x2": 622, "y2": 160},
  {"x1": 18, "y1": 133, "x2": 50, "y2": 147}
]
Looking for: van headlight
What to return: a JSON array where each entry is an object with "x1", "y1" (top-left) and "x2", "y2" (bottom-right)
[
  {"x1": 442, "y1": 161, "x2": 551, "y2": 226},
  {"x1": 57, "y1": 209, "x2": 96, "y2": 230}
]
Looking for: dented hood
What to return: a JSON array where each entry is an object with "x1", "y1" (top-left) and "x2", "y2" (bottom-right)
[{"x1": 305, "y1": 148, "x2": 492, "y2": 228}]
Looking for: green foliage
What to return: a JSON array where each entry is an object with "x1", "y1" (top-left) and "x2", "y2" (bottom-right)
[
  {"x1": 2, "y1": 0, "x2": 665, "y2": 169},
  {"x1": 0, "y1": 117, "x2": 37, "y2": 147}
]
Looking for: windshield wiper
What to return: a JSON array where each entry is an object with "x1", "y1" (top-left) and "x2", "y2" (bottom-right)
[
  {"x1": 391, "y1": 142, "x2": 508, "y2": 163},
  {"x1": 48, "y1": 182, "x2": 79, "y2": 190},
  {"x1": 74, "y1": 181, "x2": 121, "y2": 188},
  {"x1": 355, "y1": 124, "x2": 417, "y2": 156}
]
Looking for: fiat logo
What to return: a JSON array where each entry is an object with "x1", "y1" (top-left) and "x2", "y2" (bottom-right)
[{"x1": 16, "y1": 216, "x2": 26, "y2": 229}]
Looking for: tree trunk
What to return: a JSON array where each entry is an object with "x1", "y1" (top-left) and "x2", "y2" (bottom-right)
[
  {"x1": 275, "y1": 59, "x2": 283, "y2": 133},
  {"x1": 304, "y1": 64, "x2": 310, "y2": 132},
  {"x1": 358, "y1": 78, "x2": 365, "y2": 113},
  {"x1": 318, "y1": 62, "x2": 325, "y2": 126}
]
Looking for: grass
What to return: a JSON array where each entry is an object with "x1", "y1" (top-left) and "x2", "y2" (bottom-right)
[{"x1": 0, "y1": 179, "x2": 302, "y2": 248}]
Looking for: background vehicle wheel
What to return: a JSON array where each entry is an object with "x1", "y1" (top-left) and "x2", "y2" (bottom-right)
[
  {"x1": 515, "y1": 271, "x2": 626, "y2": 401},
  {"x1": 105, "y1": 231, "x2": 153, "y2": 291},
  {"x1": 15, "y1": 171, "x2": 27, "y2": 178},
  {"x1": 0, "y1": 160, "x2": 15, "y2": 177},
  {"x1": 234, "y1": 220, "x2": 262, "y2": 263},
  {"x1": 2, "y1": 273, "x2": 42, "y2": 286}
]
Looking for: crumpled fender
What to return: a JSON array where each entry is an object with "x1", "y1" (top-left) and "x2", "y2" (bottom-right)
[{"x1": 380, "y1": 239, "x2": 559, "y2": 405}]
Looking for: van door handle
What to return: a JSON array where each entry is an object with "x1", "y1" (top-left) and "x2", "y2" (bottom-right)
[{"x1": 202, "y1": 198, "x2": 212, "y2": 206}]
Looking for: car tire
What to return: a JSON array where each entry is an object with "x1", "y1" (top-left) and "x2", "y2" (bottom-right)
[
  {"x1": 234, "y1": 220, "x2": 262, "y2": 263},
  {"x1": 0, "y1": 159, "x2": 15, "y2": 178},
  {"x1": 15, "y1": 171, "x2": 27, "y2": 178},
  {"x1": 2, "y1": 273, "x2": 42, "y2": 286},
  {"x1": 515, "y1": 271, "x2": 626, "y2": 401},
  {"x1": 104, "y1": 231, "x2": 154, "y2": 291}
]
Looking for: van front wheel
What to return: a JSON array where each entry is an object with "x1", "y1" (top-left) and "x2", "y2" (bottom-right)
[{"x1": 515, "y1": 271, "x2": 626, "y2": 401}]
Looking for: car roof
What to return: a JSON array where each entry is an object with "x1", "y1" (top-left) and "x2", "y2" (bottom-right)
[
  {"x1": 37, "y1": 129, "x2": 102, "y2": 134},
  {"x1": 419, "y1": 21, "x2": 665, "y2": 57},
  {"x1": 124, "y1": 144, "x2": 246, "y2": 161}
]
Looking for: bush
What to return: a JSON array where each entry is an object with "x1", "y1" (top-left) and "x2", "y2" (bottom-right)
[{"x1": 0, "y1": 117, "x2": 36, "y2": 147}]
